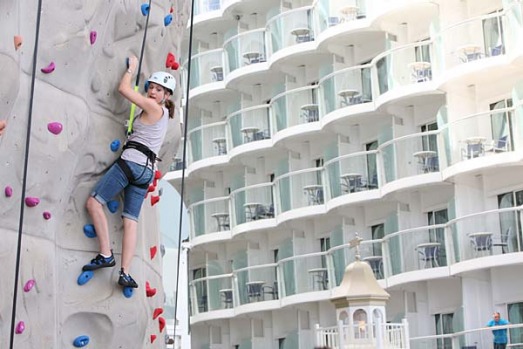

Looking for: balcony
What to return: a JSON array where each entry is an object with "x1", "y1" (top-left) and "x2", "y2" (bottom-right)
[
  {"x1": 274, "y1": 167, "x2": 325, "y2": 215},
  {"x1": 315, "y1": 0, "x2": 368, "y2": 34},
  {"x1": 319, "y1": 64, "x2": 373, "y2": 118},
  {"x1": 279, "y1": 251, "x2": 330, "y2": 298},
  {"x1": 193, "y1": 0, "x2": 221, "y2": 17},
  {"x1": 223, "y1": 29, "x2": 267, "y2": 75},
  {"x1": 187, "y1": 121, "x2": 228, "y2": 166},
  {"x1": 324, "y1": 150, "x2": 378, "y2": 202},
  {"x1": 230, "y1": 183, "x2": 275, "y2": 229},
  {"x1": 190, "y1": 272, "x2": 233, "y2": 316},
  {"x1": 234, "y1": 263, "x2": 279, "y2": 306},
  {"x1": 184, "y1": 49, "x2": 225, "y2": 94},
  {"x1": 267, "y1": 6, "x2": 315, "y2": 57},
  {"x1": 227, "y1": 105, "x2": 271, "y2": 152},
  {"x1": 189, "y1": 196, "x2": 231, "y2": 245}
]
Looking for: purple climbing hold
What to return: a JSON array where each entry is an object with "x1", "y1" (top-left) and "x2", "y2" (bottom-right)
[
  {"x1": 140, "y1": 3, "x2": 150, "y2": 16},
  {"x1": 83, "y1": 224, "x2": 96, "y2": 238},
  {"x1": 41, "y1": 62, "x2": 55, "y2": 74},
  {"x1": 47, "y1": 122, "x2": 63, "y2": 135},
  {"x1": 5, "y1": 186, "x2": 13, "y2": 197},
  {"x1": 107, "y1": 200, "x2": 119, "y2": 213},
  {"x1": 25, "y1": 197, "x2": 40, "y2": 207},
  {"x1": 15, "y1": 321, "x2": 25, "y2": 334},
  {"x1": 110, "y1": 139, "x2": 120, "y2": 152},
  {"x1": 43, "y1": 211, "x2": 51, "y2": 220},
  {"x1": 89, "y1": 31, "x2": 97, "y2": 45},
  {"x1": 24, "y1": 279, "x2": 36, "y2": 292},
  {"x1": 164, "y1": 14, "x2": 173, "y2": 27},
  {"x1": 73, "y1": 335, "x2": 90, "y2": 347}
]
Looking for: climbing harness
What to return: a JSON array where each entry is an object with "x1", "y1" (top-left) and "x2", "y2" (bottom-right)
[
  {"x1": 116, "y1": 140, "x2": 160, "y2": 189},
  {"x1": 10, "y1": 0, "x2": 43, "y2": 347},
  {"x1": 127, "y1": 0, "x2": 153, "y2": 136}
]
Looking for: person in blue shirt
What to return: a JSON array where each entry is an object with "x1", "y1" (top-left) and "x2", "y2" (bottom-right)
[{"x1": 487, "y1": 312, "x2": 510, "y2": 349}]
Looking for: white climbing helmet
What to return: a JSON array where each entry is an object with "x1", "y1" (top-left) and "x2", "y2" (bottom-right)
[{"x1": 147, "y1": 71, "x2": 176, "y2": 94}]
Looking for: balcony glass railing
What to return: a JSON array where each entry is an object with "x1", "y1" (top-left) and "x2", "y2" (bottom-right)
[
  {"x1": 189, "y1": 196, "x2": 231, "y2": 238},
  {"x1": 274, "y1": 167, "x2": 324, "y2": 213},
  {"x1": 187, "y1": 121, "x2": 227, "y2": 163},
  {"x1": 223, "y1": 29, "x2": 267, "y2": 73},
  {"x1": 280, "y1": 251, "x2": 329, "y2": 297},
  {"x1": 190, "y1": 273, "x2": 233, "y2": 315},
  {"x1": 315, "y1": 0, "x2": 367, "y2": 33},
  {"x1": 169, "y1": 137, "x2": 186, "y2": 171},
  {"x1": 380, "y1": 130, "x2": 441, "y2": 184},
  {"x1": 441, "y1": 106, "x2": 516, "y2": 166},
  {"x1": 230, "y1": 183, "x2": 275, "y2": 226},
  {"x1": 324, "y1": 150, "x2": 378, "y2": 201},
  {"x1": 227, "y1": 105, "x2": 271, "y2": 149},
  {"x1": 194, "y1": 0, "x2": 221, "y2": 16},
  {"x1": 319, "y1": 65, "x2": 373, "y2": 116},
  {"x1": 184, "y1": 49, "x2": 224, "y2": 90},
  {"x1": 436, "y1": 11, "x2": 506, "y2": 71},
  {"x1": 271, "y1": 86, "x2": 319, "y2": 134},
  {"x1": 374, "y1": 41, "x2": 434, "y2": 96},
  {"x1": 267, "y1": 6, "x2": 315, "y2": 55},
  {"x1": 234, "y1": 263, "x2": 278, "y2": 305}
]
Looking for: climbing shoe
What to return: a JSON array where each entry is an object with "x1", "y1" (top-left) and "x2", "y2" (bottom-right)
[
  {"x1": 82, "y1": 252, "x2": 115, "y2": 271},
  {"x1": 118, "y1": 269, "x2": 138, "y2": 288}
]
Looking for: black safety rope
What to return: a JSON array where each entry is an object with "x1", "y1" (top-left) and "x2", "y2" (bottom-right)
[
  {"x1": 9, "y1": 0, "x2": 43, "y2": 347},
  {"x1": 173, "y1": 0, "x2": 196, "y2": 340},
  {"x1": 127, "y1": 0, "x2": 153, "y2": 135}
]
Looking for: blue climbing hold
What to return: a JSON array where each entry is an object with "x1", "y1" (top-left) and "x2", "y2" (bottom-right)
[
  {"x1": 77, "y1": 271, "x2": 94, "y2": 286},
  {"x1": 107, "y1": 200, "x2": 119, "y2": 213},
  {"x1": 83, "y1": 224, "x2": 96, "y2": 238},
  {"x1": 123, "y1": 286, "x2": 134, "y2": 298},
  {"x1": 110, "y1": 139, "x2": 120, "y2": 152},
  {"x1": 164, "y1": 14, "x2": 173, "y2": 27},
  {"x1": 144, "y1": 81, "x2": 149, "y2": 93},
  {"x1": 73, "y1": 335, "x2": 90, "y2": 347},
  {"x1": 140, "y1": 3, "x2": 150, "y2": 16}
]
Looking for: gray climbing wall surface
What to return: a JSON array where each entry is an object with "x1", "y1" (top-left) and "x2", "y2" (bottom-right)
[{"x1": 0, "y1": 0, "x2": 188, "y2": 347}]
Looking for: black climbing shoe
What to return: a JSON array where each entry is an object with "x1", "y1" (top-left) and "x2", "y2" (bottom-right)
[
  {"x1": 118, "y1": 269, "x2": 138, "y2": 288},
  {"x1": 82, "y1": 252, "x2": 115, "y2": 271}
]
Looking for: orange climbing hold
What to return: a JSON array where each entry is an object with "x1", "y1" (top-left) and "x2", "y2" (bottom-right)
[
  {"x1": 159, "y1": 317, "x2": 166, "y2": 333},
  {"x1": 14, "y1": 35, "x2": 22, "y2": 50},
  {"x1": 150, "y1": 334, "x2": 157, "y2": 343},
  {"x1": 150, "y1": 246, "x2": 157, "y2": 260},
  {"x1": 151, "y1": 195, "x2": 160, "y2": 206}
]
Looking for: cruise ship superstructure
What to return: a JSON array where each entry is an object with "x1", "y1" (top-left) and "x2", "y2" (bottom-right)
[{"x1": 165, "y1": 0, "x2": 523, "y2": 347}]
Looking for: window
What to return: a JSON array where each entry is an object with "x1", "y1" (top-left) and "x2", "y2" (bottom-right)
[
  {"x1": 415, "y1": 39, "x2": 431, "y2": 63},
  {"x1": 421, "y1": 121, "x2": 438, "y2": 152},
  {"x1": 427, "y1": 208, "x2": 448, "y2": 266},
  {"x1": 371, "y1": 223, "x2": 384, "y2": 256},
  {"x1": 508, "y1": 302, "x2": 523, "y2": 346},
  {"x1": 434, "y1": 312, "x2": 454, "y2": 349},
  {"x1": 483, "y1": 11, "x2": 504, "y2": 57},
  {"x1": 497, "y1": 190, "x2": 523, "y2": 252},
  {"x1": 193, "y1": 268, "x2": 207, "y2": 312},
  {"x1": 320, "y1": 237, "x2": 330, "y2": 268},
  {"x1": 366, "y1": 141, "x2": 378, "y2": 188},
  {"x1": 490, "y1": 99, "x2": 513, "y2": 152}
]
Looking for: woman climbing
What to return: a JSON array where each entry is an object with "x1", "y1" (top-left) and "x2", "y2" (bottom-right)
[{"x1": 82, "y1": 55, "x2": 177, "y2": 288}]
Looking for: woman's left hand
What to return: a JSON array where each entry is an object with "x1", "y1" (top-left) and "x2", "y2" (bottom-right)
[{"x1": 127, "y1": 55, "x2": 138, "y2": 74}]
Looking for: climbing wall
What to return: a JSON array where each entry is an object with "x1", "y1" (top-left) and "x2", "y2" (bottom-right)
[{"x1": 0, "y1": 0, "x2": 188, "y2": 347}]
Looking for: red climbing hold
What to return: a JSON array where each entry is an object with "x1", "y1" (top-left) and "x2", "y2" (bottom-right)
[
  {"x1": 147, "y1": 184, "x2": 155, "y2": 193},
  {"x1": 150, "y1": 334, "x2": 157, "y2": 343},
  {"x1": 90, "y1": 31, "x2": 97, "y2": 45},
  {"x1": 145, "y1": 281, "x2": 157, "y2": 297},
  {"x1": 150, "y1": 246, "x2": 157, "y2": 260},
  {"x1": 165, "y1": 52, "x2": 176, "y2": 69},
  {"x1": 14, "y1": 35, "x2": 22, "y2": 50},
  {"x1": 25, "y1": 197, "x2": 40, "y2": 207},
  {"x1": 170, "y1": 6, "x2": 174, "y2": 13},
  {"x1": 5, "y1": 186, "x2": 13, "y2": 197},
  {"x1": 41, "y1": 62, "x2": 56, "y2": 74},
  {"x1": 153, "y1": 307, "x2": 163, "y2": 320},
  {"x1": 47, "y1": 122, "x2": 63, "y2": 135},
  {"x1": 155, "y1": 170, "x2": 162, "y2": 179},
  {"x1": 159, "y1": 317, "x2": 166, "y2": 333},
  {"x1": 43, "y1": 211, "x2": 51, "y2": 220},
  {"x1": 172, "y1": 61, "x2": 180, "y2": 70},
  {"x1": 151, "y1": 195, "x2": 160, "y2": 206}
]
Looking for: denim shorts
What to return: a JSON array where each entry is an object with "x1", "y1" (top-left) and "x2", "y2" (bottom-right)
[{"x1": 91, "y1": 160, "x2": 153, "y2": 221}]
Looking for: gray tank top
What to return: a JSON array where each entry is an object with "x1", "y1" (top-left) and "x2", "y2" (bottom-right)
[{"x1": 121, "y1": 107, "x2": 169, "y2": 167}]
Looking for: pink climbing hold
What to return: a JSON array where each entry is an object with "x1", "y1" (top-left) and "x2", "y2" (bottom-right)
[
  {"x1": 15, "y1": 321, "x2": 25, "y2": 334},
  {"x1": 24, "y1": 279, "x2": 36, "y2": 292},
  {"x1": 90, "y1": 31, "x2": 97, "y2": 45},
  {"x1": 25, "y1": 197, "x2": 40, "y2": 207},
  {"x1": 41, "y1": 62, "x2": 55, "y2": 74},
  {"x1": 43, "y1": 211, "x2": 51, "y2": 220},
  {"x1": 5, "y1": 186, "x2": 13, "y2": 197},
  {"x1": 47, "y1": 122, "x2": 63, "y2": 135}
]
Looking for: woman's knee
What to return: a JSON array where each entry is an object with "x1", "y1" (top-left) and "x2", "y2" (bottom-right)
[{"x1": 86, "y1": 196, "x2": 102, "y2": 213}]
